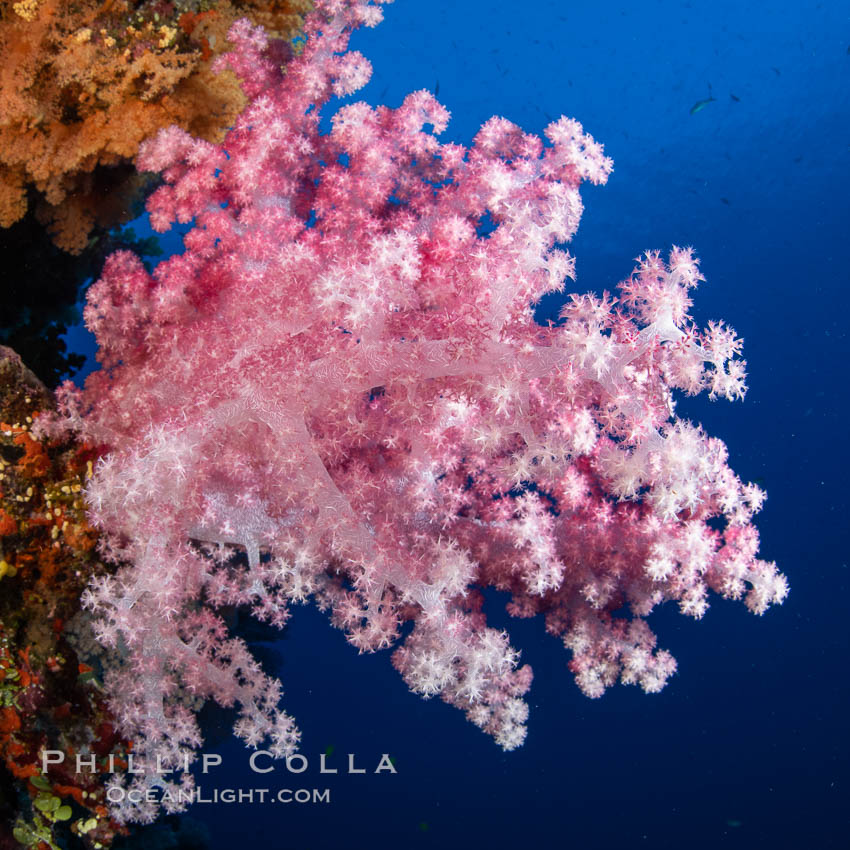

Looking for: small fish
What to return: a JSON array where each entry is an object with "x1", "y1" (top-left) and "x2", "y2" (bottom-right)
[
  {"x1": 730, "y1": 93, "x2": 741, "y2": 102},
  {"x1": 720, "y1": 197, "x2": 730, "y2": 205},
  {"x1": 690, "y1": 96, "x2": 716, "y2": 115}
]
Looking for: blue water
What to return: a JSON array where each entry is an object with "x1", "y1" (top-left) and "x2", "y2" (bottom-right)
[{"x1": 69, "y1": 1, "x2": 848, "y2": 848}]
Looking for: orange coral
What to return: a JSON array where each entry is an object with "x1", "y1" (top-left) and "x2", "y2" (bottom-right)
[
  {"x1": 0, "y1": 346, "x2": 131, "y2": 847},
  {"x1": 0, "y1": 0, "x2": 311, "y2": 252},
  {"x1": 0, "y1": 506, "x2": 15, "y2": 535}
]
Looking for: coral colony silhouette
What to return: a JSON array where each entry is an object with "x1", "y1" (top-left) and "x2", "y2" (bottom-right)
[{"x1": 42, "y1": 0, "x2": 787, "y2": 823}]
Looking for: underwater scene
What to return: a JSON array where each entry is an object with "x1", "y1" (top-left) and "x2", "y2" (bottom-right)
[{"x1": 0, "y1": 1, "x2": 847, "y2": 849}]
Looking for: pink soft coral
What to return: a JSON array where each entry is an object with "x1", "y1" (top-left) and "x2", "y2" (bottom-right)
[{"x1": 57, "y1": 0, "x2": 786, "y2": 821}]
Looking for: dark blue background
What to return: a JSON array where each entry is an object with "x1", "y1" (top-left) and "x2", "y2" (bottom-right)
[{"x1": 69, "y1": 1, "x2": 848, "y2": 848}]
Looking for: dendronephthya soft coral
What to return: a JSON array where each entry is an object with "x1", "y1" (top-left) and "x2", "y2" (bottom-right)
[{"x1": 47, "y1": 0, "x2": 787, "y2": 823}]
